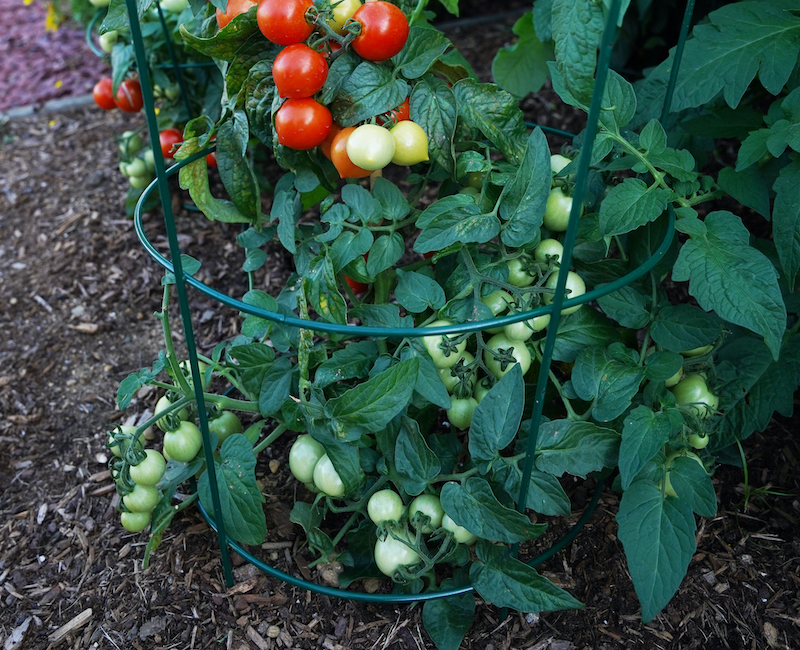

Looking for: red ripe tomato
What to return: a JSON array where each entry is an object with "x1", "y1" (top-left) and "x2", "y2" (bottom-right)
[
  {"x1": 216, "y1": 0, "x2": 257, "y2": 29},
  {"x1": 272, "y1": 43, "x2": 328, "y2": 99},
  {"x1": 330, "y1": 126, "x2": 371, "y2": 179},
  {"x1": 257, "y1": 0, "x2": 314, "y2": 46},
  {"x1": 346, "y1": 276, "x2": 369, "y2": 294},
  {"x1": 159, "y1": 127, "x2": 183, "y2": 159},
  {"x1": 320, "y1": 123, "x2": 343, "y2": 160},
  {"x1": 352, "y1": 1, "x2": 409, "y2": 61},
  {"x1": 377, "y1": 96, "x2": 410, "y2": 125},
  {"x1": 114, "y1": 79, "x2": 144, "y2": 113},
  {"x1": 93, "y1": 77, "x2": 116, "y2": 110},
  {"x1": 274, "y1": 98, "x2": 332, "y2": 150},
  {"x1": 206, "y1": 136, "x2": 217, "y2": 167}
]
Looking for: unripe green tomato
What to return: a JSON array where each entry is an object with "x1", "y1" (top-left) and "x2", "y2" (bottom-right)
[
  {"x1": 367, "y1": 489, "x2": 404, "y2": 525},
  {"x1": 550, "y1": 153, "x2": 571, "y2": 174},
  {"x1": 208, "y1": 411, "x2": 242, "y2": 444},
  {"x1": 446, "y1": 396, "x2": 478, "y2": 429},
  {"x1": 313, "y1": 454, "x2": 346, "y2": 498},
  {"x1": 506, "y1": 258, "x2": 536, "y2": 288},
  {"x1": 681, "y1": 344, "x2": 714, "y2": 358},
  {"x1": 128, "y1": 174, "x2": 152, "y2": 189},
  {"x1": 660, "y1": 449, "x2": 705, "y2": 498},
  {"x1": 119, "y1": 131, "x2": 143, "y2": 156},
  {"x1": 129, "y1": 449, "x2": 167, "y2": 487},
  {"x1": 89, "y1": 0, "x2": 111, "y2": 7},
  {"x1": 665, "y1": 368, "x2": 683, "y2": 388},
  {"x1": 463, "y1": 171, "x2": 485, "y2": 189},
  {"x1": 142, "y1": 148, "x2": 155, "y2": 173},
  {"x1": 163, "y1": 421, "x2": 203, "y2": 462},
  {"x1": 178, "y1": 359, "x2": 210, "y2": 391},
  {"x1": 503, "y1": 313, "x2": 550, "y2": 342},
  {"x1": 98, "y1": 30, "x2": 119, "y2": 54},
  {"x1": 120, "y1": 510, "x2": 151, "y2": 532},
  {"x1": 481, "y1": 289, "x2": 513, "y2": 334},
  {"x1": 543, "y1": 187, "x2": 578, "y2": 232},
  {"x1": 155, "y1": 394, "x2": 189, "y2": 432},
  {"x1": 422, "y1": 320, "x2": 468, "y2": 369},
  {"x1": 160, "y1": 0, "x2": 189, "y2": 12},
  {"x1": 107, "y1": 424, "x2": 148, "y2": 458},
  {"x1": 346, "y1": 124, "x2": 395, "y2": 171},
  {"x1": 288, "y1": 434, "x2": 326, "y2": 484},
  {"x1": 534, "y1": 238, "x2": 564, "y2": 264},
  {"x1": 438, "y1": 351, "x2": 475, "y2": 393},
  {"x1": 123, "y1": 484, "x2": 160, "y2": 513},
  {"x1": 688, "y1": 432, "x2": 710, "y2": 449},
  {"x1": 544, "y1": 271, "x2": 586, "y2": 315},
  {"x1": 483, "y1": 334, "x2": 532, "y2": 379},
  {"x1": 164, "y1": 86, "x2": 181, "y2": 101},
  {"x1": 473, "y1": 377, "x2": 492, "y2": 404},
  {"x1": 124, "y1": 158, "x2": 147, "y2": 178},
  {"x1": 670, "y1": 374, "x2": 719, "y2": 419},
  {"x1": 408, "y1": 494, "x2": 444, "y2": 533},
  {"x1": 389, "y1": 120, "x2": 429, "y2": 166},
  {"x1": 374, "y1": 532, "x2": 420, "y2": 577},
  {"x1": 442, "y1": 513, "x2": 477, "y2": 545}
]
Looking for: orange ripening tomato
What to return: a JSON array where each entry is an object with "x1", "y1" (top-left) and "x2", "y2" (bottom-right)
[
  {"x1": 330, "y1": 126, "x2": 371, "y2": 179},
  {"x1": 216, "y1": 0, "x2": 257, "y2": 29},
  {"x1": 320, "y1": 124, "x2": 343, "y2": 160}
]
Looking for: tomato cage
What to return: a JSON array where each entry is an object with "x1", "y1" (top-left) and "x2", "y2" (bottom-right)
[{"x1": 119, "y1": 0, "x2": 693, "y2": 607}]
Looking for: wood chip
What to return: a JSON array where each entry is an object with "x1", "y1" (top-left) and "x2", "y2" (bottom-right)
[
  {"x1": 47, "y1": 608, "x2": 92, "y2": 643},
  {"x1": 245, "y1": 626, "x2": 270, "y2": 650},
  {"x1": 3, "y1": 617, "x2": 31, "y2": 650},
  {"x1": 67, "y1": 323, "x2": 100, "y2": 334}
]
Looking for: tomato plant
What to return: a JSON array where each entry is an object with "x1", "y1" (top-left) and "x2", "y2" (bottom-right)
[
  {"x1": 129, "y1": 449, "x2": 166, "y2": 486},
  {"x1": 208, "y1": 410, "x2": 242, "y2": 444},
  {"x1": 671, "y1": 374, "x2": 719, "y2": 419},
  {"x1": 274, "y1": 98, "x2": 332, "y2": 150},
  {"x1": 374, "y1": 530, "x2": 420, "y2": 577}
]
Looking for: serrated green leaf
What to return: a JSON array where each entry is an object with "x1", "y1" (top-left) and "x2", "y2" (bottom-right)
[
  {"x1": 198, "y1": 435, "x2": 266, "y2": 546},
  {"x1": 619, "y1": 407, "x2": 673, "y2": 490},
  {"x1": 672, "y1": 211, "x2": 786, "y2": 359},
  {"x1": 258, "y1": 357, "x2": 293, "y2": 417},
  {"x1": 572, "y1": 347, "x2": 644, "y2": 422},
  {"x1": 596, "y1": 283, "x2": 650, "y2": 329},
  {"x1": 116, "y1": 353, "x2": 167, "y2": 409},
  {"x1": 394, "y1": 416, "x2": 441, "y2": 496},
  {"x1": 331, "y1": 62, "x2": 409, "y2": 126},
  {"x1": 469, "y1": 365, "x2": 524, "y2": 464},
  {"x1": 395, "y1": 269, "x2": 446, "y2": 313},
  {"x1": 393, "y1": 25, "x2": 450, "y2": 79},
  {"x1": 550, "y1": 0, "x2": 604, "y2": 105},
  {"x1": 599, "y1": 71, "x2": 637, "y2": 132},
  {"x1": 616, "y1": 481, "x2": 696, "y2": 622},
  {"x1": 304, "y1": 256, "x2": 348, "y2": 325},
  {"x1": 535, "y1": 420, "x2": 620, "y2": 478},
  {"x1": 598, "y1": 178, "x2": 672, "y2": 237},
  {"x1": 552, "y1": 307, "x2": 625, "y2": 363},
  {"x1": 492, "y1": 12, "x2": 554, "y2": 98},
  {"x1": 649, "y1": 304, "x2": 721, "y2": 353},
  {"x1": 717, "y1": 166, "x2": 770, "y2": 219},
  {"x1": 229, "y1": 342, "x2": 276, "y2": 396},
  {"x1": 413, "y1": 209, "x2": 500, "y2": 254},
  {"x1": 471, "y1": 542, "x2": 583, "y2": 612},
  {"x1": 315, "y1": 341, "x2": 378, "y2": 389},
  {"x1": 409, "y1": 75, "x2": 457, "y2": 172},
  {"x1": 495, "y1": 458, "x2": 571, "y2": 517},
  {"x1": 367, "y1": 234, "x2": 404, "y2": 278},
  {"x1": 669, "y1": 456, "x2": 717, "y2": 518},
  {"x1": 772, "y1": 159, "x2": 800, "y2": 290},
  {"x1": 217, "y1": 111, "x2": 261, "y2": 220},
  {"x1": 422, "y1": 590, "x2": 474, "y2": 650}
]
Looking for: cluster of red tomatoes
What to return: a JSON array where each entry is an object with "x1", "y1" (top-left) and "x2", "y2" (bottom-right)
[
  {"x1": 219, "y1": 0, "x2": 429, "y2": 177},
  {"x1": 93, "y1": 76, "x2": 144, "y2": 113}
]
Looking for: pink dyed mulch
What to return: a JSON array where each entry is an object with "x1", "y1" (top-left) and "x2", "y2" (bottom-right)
[{"x1": 0, "y1": 0, "x2": 110, "y2": 110}]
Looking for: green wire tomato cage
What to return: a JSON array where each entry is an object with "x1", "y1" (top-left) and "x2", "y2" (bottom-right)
[{"x1": 121, "y1": 0, "x2": 694, "y2": 604}]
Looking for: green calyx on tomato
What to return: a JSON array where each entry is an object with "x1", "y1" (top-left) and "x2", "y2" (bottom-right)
[
  {"x1": 506, "y1": 257, "x2": 536, "y2": 288},
  {"x1": 408, "y1": 494, "x2": 444, "y2": 533},
  {"x1": 346, "y1": 124, "x2": 395, "y2": 171},
  {"x1": 328, "y1": 0, "x2": 361, "y2": 34},
  {"x1": 422, "y1": 320, "x2": 468, "y2": 369},
  {"x1": 670, "y1": 374, "x2": 719, "y2": 419},
  {"x1": 534, "y1": 238, "x2": 564, "y2": 265},
  {"x1": 483, "y1": 334, "x2": 532, "y2": 379},
  {"x1": 313, "y1": 453, "x2": 346, "y2": 498},
  {"x1": 288, "y1": 434, "x2": 325, "y2": 484},
  {"x1": 389, "y1": 120, "x2": 429, "y2": 166},
  {"x1": 543, "y1": 270, "x2": 586, "y2": 315},
  {"x1": 107, "y1": 424, "x2": 147, "y2": 458},
  {"x1": 163, "y1": 420, "x2": 203, "y2": 463},
  {"x1": 367, "y1": 489, "x2": 404, "y2": 526},
  {"x1": 438, "y1": 351, "x2": 476, "y2": 394},
  {"x1": 155, "y1": 394, "x2": 190, "y2": 432},
  {"x1": 129, "y1": 449, "x2": 166, "y2": 487}
]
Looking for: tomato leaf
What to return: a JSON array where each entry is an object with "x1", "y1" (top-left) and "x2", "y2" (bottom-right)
[
  {"x1": 619, "y1": 407, "x2": 673, "y2": 490},
  {"x1": 551, "y1": 307, "x2": 625, "y2": 363},
  {"x1": 673, "y1": 211, "x2": 786, "y2": 359},
  {"x1": 304, "y1": 255, "x2": 348, "y2": 325},
  {"x1": 492, "y1": 12, "x2": 553, "y2": 98},
  {"x1": 410, "y1": 75, "x2": 457, "y2": 172},
  {"x1": 341, "y1": 184, "x2": 383, "y2": 224},
  {"x1": 422, "y1": 588, "x2": 475, "y2": 650},
  {"x1": 571, "y1": 346, "x2": 645, "y2": 423},
  {"x1": 598, "y1": 178, "x2": 672, "y2": 238},
  {"x1": 649, "y1": 304, "x2": 721, "y2": 353},
  {"x1": 393, "y1": 26, "x2": 451, "y2": 79},
  {"x1": 471, "y1": 542, "x2": 583, "y2": 612},
  {"x1": 178, "y1": 9, "x2": 260, "y2": 60},
  {"x1": 315, "y1": 341, "x2": 378, "y2": 389},
  {"x1": 596, "y1": 283, "x2": 650, "y2": 329},
  {"x1": 226, "y1": 33, "x2": 278, "y2": 96},
  {"x1": 494, "y1": 458, "x2": 571, "y2": 517},
  {"x1": 394, "y1": 416, "x2": 442, "y2": 496},
  {"x1": 550, "y1": 0, "x2": 604, "y2": 106},
  {"x1": 497, "y1": 128, "x2": 550, "y2": 247},
  {"x1": 331, "y1": 62, "x2": 409, "y2": 126},
  {"x1": 238, "y1": 289, "x2": 280, "y2": 339},
  {"x1": 198, "y1": 434, "x2": 267, "y2": 546},
  {"x1": 329, "y1": 227, "x2": 373, "y2": 271},
  {"x1": 402, "y1": 344, "x2": 452, "y2": 409},
  {"x1": 616, "y1": 480, "x2": 696, "y2": 623},
  {"x1": 395, "y1": 269, "x2": 446, "y2": 313},
  {"x1": 469, "y1": 365, "x2": 524, "y2": 466},
  {"x1": 217, "y1": 111, "x2": 262, "y2": 221},
  {"x1": 772, "y1": 158, "x2": 800, "y2": 290},
  {"x1": 440, "y1": 478, "x2": 546, "y2": 544},
  {"x1": 717, "y1": 166, "x2": 770, "y2": 220},
  {"x1": 598, "y1": 71, "x2": 637, "y2": 132},
  {"x1": 257, "y1": 357, "x2": 294, "y2": 417},
  {"x1": 535, "y1": 420, "x2": 620, "y2": 478},
  {"x1": 413, "y1": 209, "x2": 500, "y2": 254},
  {"x1": 351, "y1": 303, "x2": 413, "y2": 329},
  {"x1": 229, "y1": 341, "x2": 276, "y2": 396},
  {"x1": 116, "y1": 352, "x2": 167, "y2": 410},
  {"x1": 668, "y1": 457, "x2": 717, "y2": 518},
  {"x1": 324, "y1": 358, "x2": 419, "y2": 435},
  {"x1": 371, "y1": 177, "x2": 411, "y2": 222},
  {"x1": 366, "y1": 234, "x2": 404, "y2": 278}
]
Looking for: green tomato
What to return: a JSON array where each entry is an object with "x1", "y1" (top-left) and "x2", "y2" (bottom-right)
[
  {"x1": 446, "y1": 396, "x2": 478, "y2": 430},
  {"x1": 665, "y1": 367, "x2": 683, "y2": 388},
  {"x1": 543, "y1": 187, "x2": 577, "y2": 232},
  {"x1": 98, "y1": 30, "x2": 119, "y2": 54},
  {"x1": 367, "y1": 490, "x2": 405, "y2": 525},
  {"x1": 107, "y1": 424, "x2": 147, "y2": 458},
  {"x1": 124, "y1": 158, "x2": 147, "y2": 178},
  {"x1": 670, "y1": 374, "x2": 719, "y2": 419},
  {"x1": 123, "y1": 484, "x2": 160, "y2": 513},
  {"x1": 346, "y1": 124, "x2": 395, "y2": 171},
  {"x1": 142, "y1": 148, "x2": 155, "y2": 173},
  {"x1": 503, "y1": 301, "x2": 550, "y2": 341},
  {"x1": 128, "y1": 174, "x2": 152, "y2": 190},
  {"x1": 506, "y1": 258, "x2": 536, "y2": 288},
  {"x1": 422, "y1": 320, "x2": 468, "y2": 369},
  {"x1": 119, "y1": 131, "x2": 143, "y2": 156},
  {"x1": 155, "y1": 394, "x2": 189, "y2": 432},
  {"x1": 688, "y1": 432, "x2": 710, "y2": 449},
  {"x1": 438, "y1": 351, "x2": 475, "y2": 393},
  {"x1": 89, "y1": 0, "x2": 111, "y2": 7},
  {"x1": 313, "y1": 454, "x2": 346, "y2": 498},
  {"x1": 483, "y1": 334, "x2": 532, "y2": 380},
  {"x1": 120, "y1": 510, "x2": 151, "y2": 532},
  {"x1": 681, "y1": 344, "x2": 714, "y2": 358},
  {"x1": 163, "y1": 421, "x2": 203, "y2": 462},
  {"x1": 160, "y1": 0, "x2": 189, "y2": 11},
  {"x1": 550, "y1": 153, "x2": 571, "y2": 174},
  {"x1": 481, "y1": 289, "x2": 513, "y2": 334},
  {"x1": 473, "y1": 377, "x2": 492, "y2": 404},
  {"x1": 463, "y1": 171, "x2": 485, "y2": 189},
  {"x1": 178, "y1": 359, "x2": 210, "y2": 391},
  {"x1": 129, "y1": 449, "x2": 166, "y2": 487},
  {"x1": 534, "y1": 238, "x2": 564, "y2": 264},
  {"x1": 208, "y1": 411, "x2": 242, "y2": 444},
  {"x1": 544, "y1": 271, "x2": 586, "y2": 315},
  {"x1": 289, "y1": 434, "x2": 326, "y2": 484},
  {"x1": 442, "y1": 513, "x2": 477, "y2": 545},
  {"x1": 390, "y1": 120, "x2": 429, "y2": 166},
  {"x1": 374, "y1": 532, "x2": 420, "y2": 577},
  {"x1": 408, "y1": 494, "x2": 444, "y2": 533}
]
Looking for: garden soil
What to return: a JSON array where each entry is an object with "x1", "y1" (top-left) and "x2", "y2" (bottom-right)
[{"x1": 1, "y1": 5, "x2": 800, "y2": 650}]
